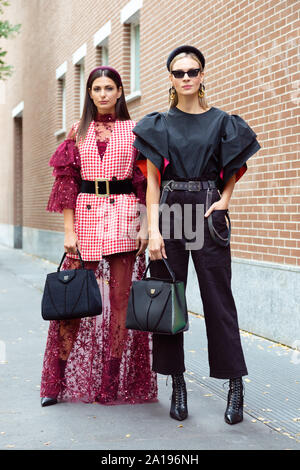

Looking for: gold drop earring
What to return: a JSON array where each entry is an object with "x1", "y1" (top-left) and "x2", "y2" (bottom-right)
[
  {"x1": 199, "y1": 83, "x2": 205, "y2": 98},
  {"x1": 169, "y1": 86, "x2": 176, "y2": 101}
]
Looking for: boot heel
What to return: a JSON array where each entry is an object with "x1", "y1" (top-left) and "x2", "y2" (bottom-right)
[
  {"x1": 224, "y1": 377, "x2": 244, "y2": 425},
  {"x1": 170, "y1": 374, "x2": 188, "y2": 421}
]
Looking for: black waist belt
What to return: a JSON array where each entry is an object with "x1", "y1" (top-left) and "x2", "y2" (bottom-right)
[
  {"x1": 162, "y1": 179, "x2": 217, "y2": 191},
  {"x1": 81, "y1": 179, "x2": 133, "y2": 197},
  {"x1": 160, "y1": 179, "x2": 217, "y2": 206}
]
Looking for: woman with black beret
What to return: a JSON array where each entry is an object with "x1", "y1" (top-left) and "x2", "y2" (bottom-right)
[{"x1": 133, "y1": 45, "x2": 261, "y2": 424}]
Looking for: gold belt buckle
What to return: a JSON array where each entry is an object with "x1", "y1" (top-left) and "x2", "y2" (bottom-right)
[{"x1": 95, "y1": 178, "x2": 110, "y2": 197}]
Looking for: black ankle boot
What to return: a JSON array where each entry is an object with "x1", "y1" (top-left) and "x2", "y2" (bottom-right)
[
  {"x1": 170, "y1": 374, "x2": 188, "y2": 421},
  {"x1": 224, "y1": 377, "x2": 244, "y2": 425}
]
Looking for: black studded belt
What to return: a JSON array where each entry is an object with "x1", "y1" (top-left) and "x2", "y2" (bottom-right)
[
  {"x1": 159, "y1": 179, "x2": 218, "y2": 208},
  {"x1": 81, "y1": 178, "x2": 133, "y2": 197},
  {"x1": 162, "y1": 180, "x2": 217, "y2": 191}
]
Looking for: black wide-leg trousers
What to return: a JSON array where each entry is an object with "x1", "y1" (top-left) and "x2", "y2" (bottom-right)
[{"x1": 149, "y1": 186, "x2": 248, "y2": 379}]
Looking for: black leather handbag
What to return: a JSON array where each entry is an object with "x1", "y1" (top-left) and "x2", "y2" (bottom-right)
[
  {"x1": 41, "y1": 249, "x2": 102, "y2": 321},
  {"x1": 126, "y1": 258, "x2": 189, "y2": 335}
]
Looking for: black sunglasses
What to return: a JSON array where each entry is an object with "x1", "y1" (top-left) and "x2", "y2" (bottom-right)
[{"x1": 171, "y1": 68, "x2": 201, "y2": 79}]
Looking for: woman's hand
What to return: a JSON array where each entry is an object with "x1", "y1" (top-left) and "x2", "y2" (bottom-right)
[
  {"x1": 205, "y1": 174, "x2": 235, "y2": 217},
  {"x1": 204, "y1": 198, "x2": 229, "y2": 217},
  {"x1": 148, "y1": 229, "x2": 167, "y2": 260},
  {"x1": 63, "y1": 209, "x2": 79, "y2": 254},
  {"x1": 135, "y1": 227, "x2": 148, "y2": 256},
  {"x1": 64, "y1": 230, "x2": 80, "y2": 254}
]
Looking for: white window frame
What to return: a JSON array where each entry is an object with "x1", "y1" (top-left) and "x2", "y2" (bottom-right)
[
  {"x1": 79, "y1": 61, "x2": 85, "y2": 116},
  {"x1": 61, "y1": 78, "x2": 66, "y2": 130},
  {"x1": 12, "y1": 101, "x2": 24, "y2": 118},
  {"x1": 121, "y1": 0, "x2": 142, "y2": 24},
  {"x1": 56, "y1": 61, "x2": 67, "y2": 80},
  {"x1": 101, "y1": 44, "x2": 109, "y2": 66},
  {"x1": 121, "y1": 0, "x2": 142, "y2": 103},
  {"x1": 72, "y1": 44, "x2": 87, "y2": 118},
  {"x1": 72, "y1": 43, "x2": 87, "y2": 66},
  {"x1": 94, "y1": 22, "x2": 111, "y2": 66},
  {"x1": 55, "y1": 61, "x2": 68, "y2": 137},
  {"x1": 130, "y1": 22, "x2": 140, "y2": 94},
  {"x1": 93, "y1": 21, "x2": 111, "y2": 48}
]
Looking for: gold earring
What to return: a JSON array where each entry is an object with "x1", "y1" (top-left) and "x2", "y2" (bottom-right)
[
  {"x1": 169, "y1": 86, "x2": 176, "y2": 101},
  {"x1": 199, "y1": 83, "x2": 205, "y2": 98}
]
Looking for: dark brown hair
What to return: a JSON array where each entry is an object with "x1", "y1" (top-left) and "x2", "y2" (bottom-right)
[{"x1": 76, "y1": 67, "x2": 131, "y2": 142}]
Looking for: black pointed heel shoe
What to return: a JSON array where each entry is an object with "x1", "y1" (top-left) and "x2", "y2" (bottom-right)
[
  {"x1": 170, "y1": 374, "x2": 188, "y2": 421},
  {"x1": 40, "y1": 359, "x2": 66, "y2": 407},
  {"x1": 224, "y1": 377, "x2": 244, "y2": 425},
  {"x1": 41, "y1": 397, "x2": 58, "y2": 407}
]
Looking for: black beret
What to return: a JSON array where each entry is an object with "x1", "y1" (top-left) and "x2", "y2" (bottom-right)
[{"x1": 166, "y1": 45, "x2": 205, "y2": 71}]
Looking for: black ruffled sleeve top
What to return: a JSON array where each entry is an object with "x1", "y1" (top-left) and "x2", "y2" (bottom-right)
[{"x1": 132, "y1": 106, "x2": 261, "y2": 193}]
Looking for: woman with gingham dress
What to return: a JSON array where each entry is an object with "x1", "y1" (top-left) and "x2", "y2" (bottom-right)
[{"x1": 40, "y1": 66, "x2": 157, "y2": 407}]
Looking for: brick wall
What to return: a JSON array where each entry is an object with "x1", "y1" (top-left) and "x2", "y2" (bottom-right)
[{"x1": 0, "y1": 0, "x2": 299, "y2": 266}]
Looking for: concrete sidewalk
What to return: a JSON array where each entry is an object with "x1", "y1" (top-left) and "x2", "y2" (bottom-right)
[{"x1": 0, "y1": 244, "x2": 299, "y2": 450}]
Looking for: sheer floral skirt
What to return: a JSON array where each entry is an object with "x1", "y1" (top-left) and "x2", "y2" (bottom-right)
[{"x1": 40, "y1": 251, "x2": 158, "y2": 405}]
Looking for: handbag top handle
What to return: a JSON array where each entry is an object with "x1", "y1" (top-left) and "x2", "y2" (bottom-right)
[
  {"x1": 57, "y1": 249, "x2": 85, "y2": 272},
  {"x1": 142, "y1": 258, "x2": 176, "y2": 283}
]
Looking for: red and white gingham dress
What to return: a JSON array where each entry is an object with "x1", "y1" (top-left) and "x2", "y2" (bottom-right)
[{"x1": 66, "y1": 119, "x2": 140, "y2": 261}]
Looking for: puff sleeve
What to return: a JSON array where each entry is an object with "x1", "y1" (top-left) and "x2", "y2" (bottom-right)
[
  {"x1": 46, "y1": 124, "x2": 82, "y2": 213},
  {"x1": 132, "y1": 112, "x2": 170, "y2": 183},
  {"x1": 218, "y1": 114, "x2": 261, "y2": 192},
  {"x1": 131, "y1": 147, "x2": 147, "y2": 205}
]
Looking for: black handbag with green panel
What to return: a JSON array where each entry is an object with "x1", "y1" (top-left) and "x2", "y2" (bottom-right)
[{"x1": 126, "y1": 258, "x2": 189, "y2": 335}]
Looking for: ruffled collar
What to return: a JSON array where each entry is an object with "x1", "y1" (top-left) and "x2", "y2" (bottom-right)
[{"x1": 95, "y1": 112, "x2": 116, "y2": 122}]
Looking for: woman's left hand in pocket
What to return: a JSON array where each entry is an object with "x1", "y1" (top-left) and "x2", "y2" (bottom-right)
[{"x1": 204, "y1": 199, "x2": 229, "y2": 218}]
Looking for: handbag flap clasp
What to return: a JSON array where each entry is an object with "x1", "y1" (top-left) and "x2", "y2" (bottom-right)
[
  {"x1": 57, "y1": 270, "x2": 76, "y2": 284},
  {"x1": 145, "y1": 281, "x2": 165, "y2": 297}
]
